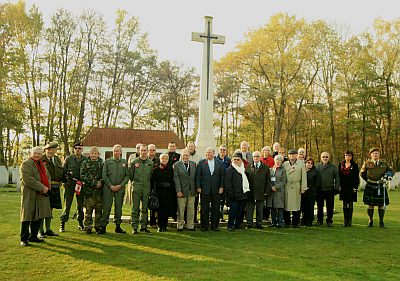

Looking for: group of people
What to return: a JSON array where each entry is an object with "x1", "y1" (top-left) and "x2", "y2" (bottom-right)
[{"x1": 19, "y1": 139, "x2": 394, "y2": 246}]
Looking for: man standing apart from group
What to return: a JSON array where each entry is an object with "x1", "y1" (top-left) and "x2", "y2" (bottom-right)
[
  {"x1": 60, "y1": 141, "x2": 87, "y2": 232},
  {"x1": 316, "y1": 152, "x2": 340, "y2": 227},
  {"x1": 39, "y1": 142, "x2": 63, "y2": 237},
  {"x1": 283, "y1": 149, "x2": 307, "y2": 227},
  {"x1": 98, "y1": 144, "x2": 129, "y2": 234},
  {"x1": 130, "y1": 144, "x2": 154, "y2": 234},
  {"x1": 360, "y1": 147, "x2": 393, "y2": 228},
  {"x1": 196, "y1": 147, "x2": 225, "y2": 231}
]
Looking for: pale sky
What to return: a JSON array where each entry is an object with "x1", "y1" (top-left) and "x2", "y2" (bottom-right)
[{"x1": 11, "y1": 0, "x2": 400, "y2": 72}]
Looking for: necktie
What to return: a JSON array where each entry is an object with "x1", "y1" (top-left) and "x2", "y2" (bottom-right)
[{"x1": 184, "y1": 162, "x2": 188, "y2": 170}]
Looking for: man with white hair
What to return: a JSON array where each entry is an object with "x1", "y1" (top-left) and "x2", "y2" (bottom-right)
[
  {"x1": 20, "y1": 146, "x2": 51, "y2": 246},
  {"x1": 240, "y1": 141, "x2": 253, "y2": 167},
  {"x1": 196, "y1": 147, "x2": 225, "y2": 231}
]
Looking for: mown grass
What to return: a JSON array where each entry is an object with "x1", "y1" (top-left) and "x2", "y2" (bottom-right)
[{"x1": 0, "y1": 189, "x2": 399, "y2": 281}]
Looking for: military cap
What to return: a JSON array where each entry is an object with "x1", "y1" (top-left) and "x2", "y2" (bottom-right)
[
  {"x1": 288, "y1": 149, "x2": 297, "y2": 155},
  {"x1": 232, "y1": 151, "x2": 243, "y2": 159},
  {"x1": 73, "y1": 141, "x2": 84, "y2": 148},
  {"x1": 369, "y1": 147, "x2": 379, "y2": 154},
  {"x1": 44, "y1": 142, "x2": 58, "y2": 149}
]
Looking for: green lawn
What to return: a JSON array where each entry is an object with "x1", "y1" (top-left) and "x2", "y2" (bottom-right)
[{"x1": 1, "y1": 189, "x2": 399, "y2": 281}]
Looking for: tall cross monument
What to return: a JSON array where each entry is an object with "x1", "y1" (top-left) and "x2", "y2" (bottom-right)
[{"x1": 192, "y1": 16, "x2": 225, "y2": 154}]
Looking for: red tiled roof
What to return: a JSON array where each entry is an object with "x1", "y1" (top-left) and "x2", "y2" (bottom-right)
[{"x1": 81, "y1": 128, "x2": 185, "y2": 149}]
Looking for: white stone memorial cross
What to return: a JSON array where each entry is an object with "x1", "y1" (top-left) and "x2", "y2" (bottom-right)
[{"x1": 192, "y1": 16, "x2": 225, "y2": 153}]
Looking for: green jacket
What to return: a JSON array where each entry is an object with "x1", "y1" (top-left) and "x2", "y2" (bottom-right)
[
  {"x1": 360, "y1": 159, "x2": 393, "y2": 182},
  {"x1": 41, "y1": 154, "x2": 63, "y2": 182},
  {"x1": 63, "y1": 154, "x2": 87, "y2": 188},
  {"x1": 102, "y1": 157, "x2": 129, "y2": 187},
  {"x1": 80, "y1": 157, "x2": 104, "y2": 197},
  {"x1": 130, "y1": 157, "x2": 154, "y2": 191}
]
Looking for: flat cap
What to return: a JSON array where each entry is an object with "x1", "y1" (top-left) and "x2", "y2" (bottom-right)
[
  {"x1": 73, "y1": 141, "x2": 84, "y2": 148},
  {"x1": 369, "y1": 147, "x2": 379, "y2": 154},
  {"x1": 232, "y1": 151, "x2": 243, "y2": 159},
  {"x1": 288, "y1": 149, "x2": 297, "y2": 155},
  {"x1": 44, "y1": 142, "x2": 58, "y2": 149}
]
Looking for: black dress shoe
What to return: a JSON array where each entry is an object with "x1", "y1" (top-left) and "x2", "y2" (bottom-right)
[
  {"x1": 115, "y1": 226, "x2": 127, "y2": 234},
  {"x1": 38, "y1": 232, "x2": 46, "y2": 239},
  {"x1": 20, "y1": 241, "x2": 30, "y2": 246},
  {"x1": 380, "y1": 222, "x2": 386, "y2": 228},
  {"x1": 45, "y1": 230, "x2": 59, "y2": 237},
  {"x1": 368, "y1": 221, "x2": 373, "y2": 227},
  {"x1": 140, "y1": 228, "x2": 151, "y2": 233},
  {"x1": 29, "y1": 237, "x2": 45, "y2": 243},
  {"x1": 132, "y1": 229, "x2": 139, "y2": 235},
  {"x1": 212, "y1": 228, "x2": 220, "y2": 232},
  {"x1": 255, "y1": 225, "x2": 264, "y2": 230},
  {"x1": 96, "y1": 227, "x2": 106, "y2": 234}
]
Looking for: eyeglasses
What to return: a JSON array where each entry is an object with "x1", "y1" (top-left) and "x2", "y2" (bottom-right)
[{"x1": 74, "y1": 147, "x2": 83, "y2": 150}]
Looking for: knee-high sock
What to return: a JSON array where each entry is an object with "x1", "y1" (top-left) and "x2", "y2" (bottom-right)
[
  {"x1": 367, "y1": 208, "x2": 374, "y2": 222},
  {"x1": 378, "y1": 209, "x2": 385, "y2": 223}
]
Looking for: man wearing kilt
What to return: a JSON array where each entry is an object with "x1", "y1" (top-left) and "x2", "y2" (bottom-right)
[
  {"x1": 360, "y1": 147, "x2": 394, "y2": 228},
  {"x1": 38, "y1": 142, "x2": 63, "y2": 237}
]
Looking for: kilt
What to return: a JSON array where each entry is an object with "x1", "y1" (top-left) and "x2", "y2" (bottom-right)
[
  {"x1": 363, "y1": 182, "x2": 389, "y2": 206},
  {"x1": 49, "y1": 184, "x2": 62, "y2": 209}
]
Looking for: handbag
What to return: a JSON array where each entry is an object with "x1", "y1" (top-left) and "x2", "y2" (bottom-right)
[{"x1": 149, "y1": 188, "x2": 159, "y2": 210}]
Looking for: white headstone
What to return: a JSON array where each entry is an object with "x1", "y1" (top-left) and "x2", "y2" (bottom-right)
[
  {"x1": 192, "y1": 16, "x2": 225, "y2": 154},
  {"x1": 388, "y1": 172, "x2": 400, "y2": 190},
  {"x1": 0, "y1": 166, "x2": 8, "y2": 185}
]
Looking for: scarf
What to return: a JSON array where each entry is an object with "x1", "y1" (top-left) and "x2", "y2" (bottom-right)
[
  {"x1": 232, "y1": 162, "x2": 250, "y2": 193},
  {"x1": 32, "y1": 158, "x2": 50, "y2": 188}
]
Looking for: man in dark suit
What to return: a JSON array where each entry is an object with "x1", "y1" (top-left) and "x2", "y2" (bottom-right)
[
  {"x1": 196, "y1": 147, "x2": 225, "y2": 231},
  {"x1": 245, "y1": 151, "x2": 271, "y2": 229},
  {"x1": 173, "y1": 149, "x2": 197, "y2": 231}
]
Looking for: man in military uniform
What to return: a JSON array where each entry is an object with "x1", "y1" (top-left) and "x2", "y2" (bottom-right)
[
  {"x1": 38, "y1": 142, "x2": 63, "y2": 237},
  {"x1": 59, "y1": 141, "x2": 87, "y2": 232},
  {"x1": 98, "y1": 144, "x2": 130, "y2": 234},
  {"x1": 80, "y1": 146, "x2": 104, "y2": 234},
  {"x1": 130, "y1": 144, "x2": 154, "y2": 234},
  {"x1": 360, "y1": 147, "x2": 394, "y2": 228}
]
